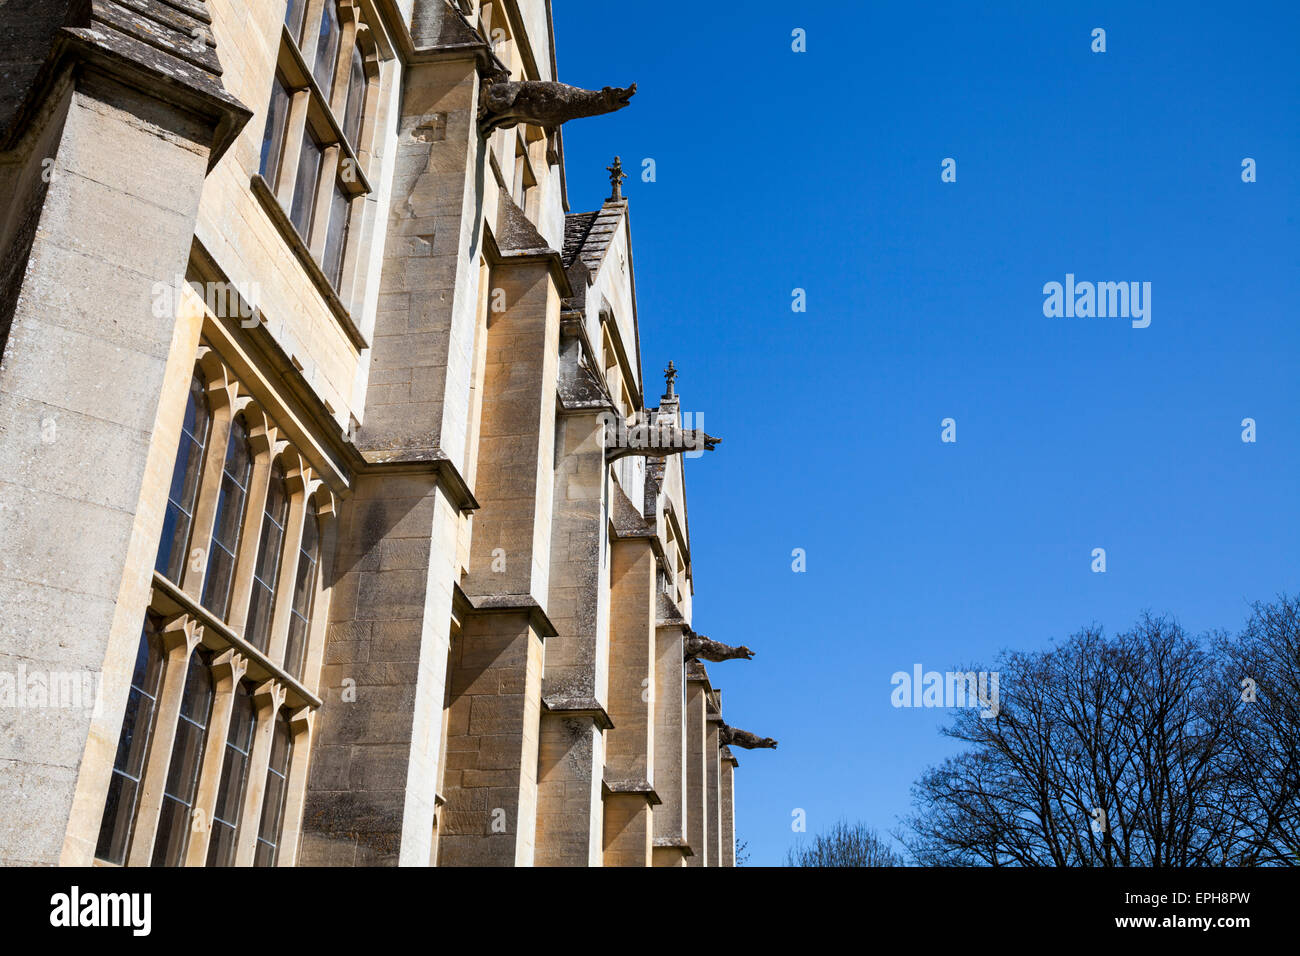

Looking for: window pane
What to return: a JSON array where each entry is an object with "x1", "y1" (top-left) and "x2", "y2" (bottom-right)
[
  {"x1": 206, "y1": 684, "x2": 255, "y2": 867},
  {"x1": 322, "y1": 180, "x2": 351, "y2": 289},
  {"x1": 285, "y1": 0, "x2": 306, "y2": 43},
  {"x1": 255, "y1": 715, "x2": 293, "y2": 866},
  {"x1": 95, "y1": 619, "x2": 165, "y2": 864},
  {"x1": 312, "y1": 2, "x2": 341, "y2": 99},
  {"x1": 245, "y1": 465, "x2": 289, "y2": 651},
  {"x1": 155, "y1": 372, "x2": 210, "y2": 582},
  {"x1": 343, "y1": 45, "x2": 366, "y2": 146},
  {"x1": 259, "y1": 76, "x2": 291, "y2": 189},
  {"x1": 289, "y1": 127, "x2": 323, "y2": 240},
  {"x1": 152, "y1": 651, "x2": 214, "y2": 867},
  {"x1": 202, "y1": 417, "x2": 253, "y2": 620},
  {"x1": 284, "y1": 512, "x2": 319, "y2": 679}
]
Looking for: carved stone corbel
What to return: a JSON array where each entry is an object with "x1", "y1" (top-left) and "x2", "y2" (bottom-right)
[
  {"x1": 289, "y1": 705, "x2": 314, "y2": 737},
  {"x1": 253, "y1": 678, "x2": 289, "y2": 716},
  {"x1": 160, "y1": 614, "x2": 204, "y2": 657},
  {"x1": 212, "y1": 648, "x2": 249, "y2": 686}
]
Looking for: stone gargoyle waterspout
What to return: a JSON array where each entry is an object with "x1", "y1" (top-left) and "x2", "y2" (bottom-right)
[
  {"x1": 719, "y1": 724, "x2": 778, "y2": 750},
  {"x1": 684, "y1": 630, "x2": 754, "y2": 663},
  {"x1": 479, "y1": 73, "x2": 636, "y2": 134},
  {"x1": 603, "y1": 416, "x2": 720, "y2": 461}
]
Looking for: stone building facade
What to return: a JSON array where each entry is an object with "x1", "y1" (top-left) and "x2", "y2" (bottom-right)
[{"x1": 0, "y1": 0, "x2": 770, "y2": 867}]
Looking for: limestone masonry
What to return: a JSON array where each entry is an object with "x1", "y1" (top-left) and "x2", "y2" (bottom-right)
[{"x1": 0, "y1": 0, "x2": 773, "y2": 866}]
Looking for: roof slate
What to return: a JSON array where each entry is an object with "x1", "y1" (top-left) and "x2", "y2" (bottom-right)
[{"x1": 562, "y1": 200, "x2": 626, "y2": 274}]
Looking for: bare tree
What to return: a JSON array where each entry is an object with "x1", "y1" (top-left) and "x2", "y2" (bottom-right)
[
  {"x1": 1217, "y1": 596, "x2": 1300, "y2": 865},
  {"x1": 905, "y1": 614, "x2": 1254, "y2": 866},
  {"x1": 786, "y1": 820, "x2": 903, "y2": 867},
  {"x1": 735, "y1": 837, "x2": 751, "y2": 866}
]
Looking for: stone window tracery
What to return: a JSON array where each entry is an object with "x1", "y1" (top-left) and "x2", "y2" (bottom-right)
[
  {"x1": 283, "y1": 506, "x2": 320, "y2": 681},
  {"x1": 156, "y1": 371, "x2": 211, "y2": 582},
  {"x1": 258, "y1": 0, "x2": 381, "y2": 298},
  {"x1": 202, "y1": 414, "x2": 253, "y2": 618},
  {"x1": 152, "y1": 649, "x2": 214, "y2": 866},
  {"x1": 94, "y1": 617, "x2": 165, "y2": 865},
  {"x1": 95, "y1": 346, "x2": 334, "y2": 867},
  {"x1": 245, "y1": 463, "x2": 289, "y2": 652},
  {"x1": 259, "y1": 75, "x2": 292, "y2": 189},
  {"x1": 206, "y1": 682, "x2": 255, "y2": 866},
  {"x1": 285, "y1": 0, "x2": 307, "y2": 44},
  {"x1": 254, "y1": 712, "x2": 293, "y2": 865}
]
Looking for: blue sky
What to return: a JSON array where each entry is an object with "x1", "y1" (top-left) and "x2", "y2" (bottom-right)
[{"x1": 552, "y1": 1, "x2": 1300, "y2": 865}]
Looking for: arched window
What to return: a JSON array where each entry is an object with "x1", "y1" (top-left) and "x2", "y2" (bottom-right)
[
  {"x1": 202, "y1": 415, "x2": 253, "y2": 619},
  {"x1": 156, "y1": 372, "x2": 211, "y2": 582},
  {"x1": 245, "y1": 463, "x2": 290, "y2": 651},
  {"x1": 312, "y1": 2, "x2": 342, "y2": 98},
  {"x1": 95, "y1": 617, "x2": 165, "y2": 864},
  {"x1": 255, "y1": 712, "x2": 293, "y2": 866},
  {"x1": 152, "y1": 650, "x2": 214, "y2": 866},
  {"x1": 206, "y1": 683, "x2": 255, "y2": 866},
  {"x1": 283, "y1": 508, "x2": 319, "y2": 680}
]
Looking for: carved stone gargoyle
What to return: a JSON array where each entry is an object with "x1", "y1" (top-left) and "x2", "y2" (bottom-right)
[
  {"x1": 684, "y1": 630, "x2": 754, "y2": 663},
  {"x1": 604, "y1": 418, "x2": 720, "y2": 462},
  {"x1": 479, "y1": 73, "x2": 636, "y2": 134},
  {"x1": 719, "y1": 723, "x2": 778, "y2": 750}
]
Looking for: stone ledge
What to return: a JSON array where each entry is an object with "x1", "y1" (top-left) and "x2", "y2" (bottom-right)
[
  {"x1": 541, "y1": 696, "x2": 614, "y2": 730},
  {"x1": 602, "y1": 778, "x2": 662, "y2": 806},
  {"x1": 356, "y1": 446, "x2": 480, "y2": 515},
  {"x1": 150, "y1": 571, "x2": 322, "y2": 711},
  {"x1": 653, "y1": 835, "x2": 694, "y2": 857},
  {"x1": 463, "y1": 593, "x2": 559, "y2": 639}
]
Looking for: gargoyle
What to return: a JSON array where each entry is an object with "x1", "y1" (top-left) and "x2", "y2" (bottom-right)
[
  {"x1": 719, "y1": 724, "x2": 778, "y2": 750},
  {"x1": 604, "y1": 420, "x2": 720, "y2": 461},
  {"x1": 684, "y1": 631, "x2": 754, "y2": 663},
  {"x1": 480, "y1": 76, "x2": 636, "y2": 134}
]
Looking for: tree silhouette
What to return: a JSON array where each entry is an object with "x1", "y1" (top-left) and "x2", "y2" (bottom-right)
[
  {"x1": 786, "y1": 820, "x2": 902, "y2": 867},
  {"x1": 905, "y1": 602, "x2": 1300, "y2": 866}
]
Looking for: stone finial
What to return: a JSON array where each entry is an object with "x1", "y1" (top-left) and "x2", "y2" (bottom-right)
[
  {"x1": 479, "y1": 78, "x2": 636, "y2": 134},
  {"x1": 684, "y1": 629, "x2": 754, "y2": 663},
  {"x1": 607, "y1": 156, "x2": 627, "y2": 201},
  {"x1": 719, "y1": 723, "x2": 778, "y2": 750},
  {"x1": 663, "y1": 360, "x2": 677, "y2": 399}
]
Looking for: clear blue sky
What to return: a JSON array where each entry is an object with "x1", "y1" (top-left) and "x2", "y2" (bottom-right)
[{"x1": 552, "y1": 1, "x2": 1300, "y2": 866}]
